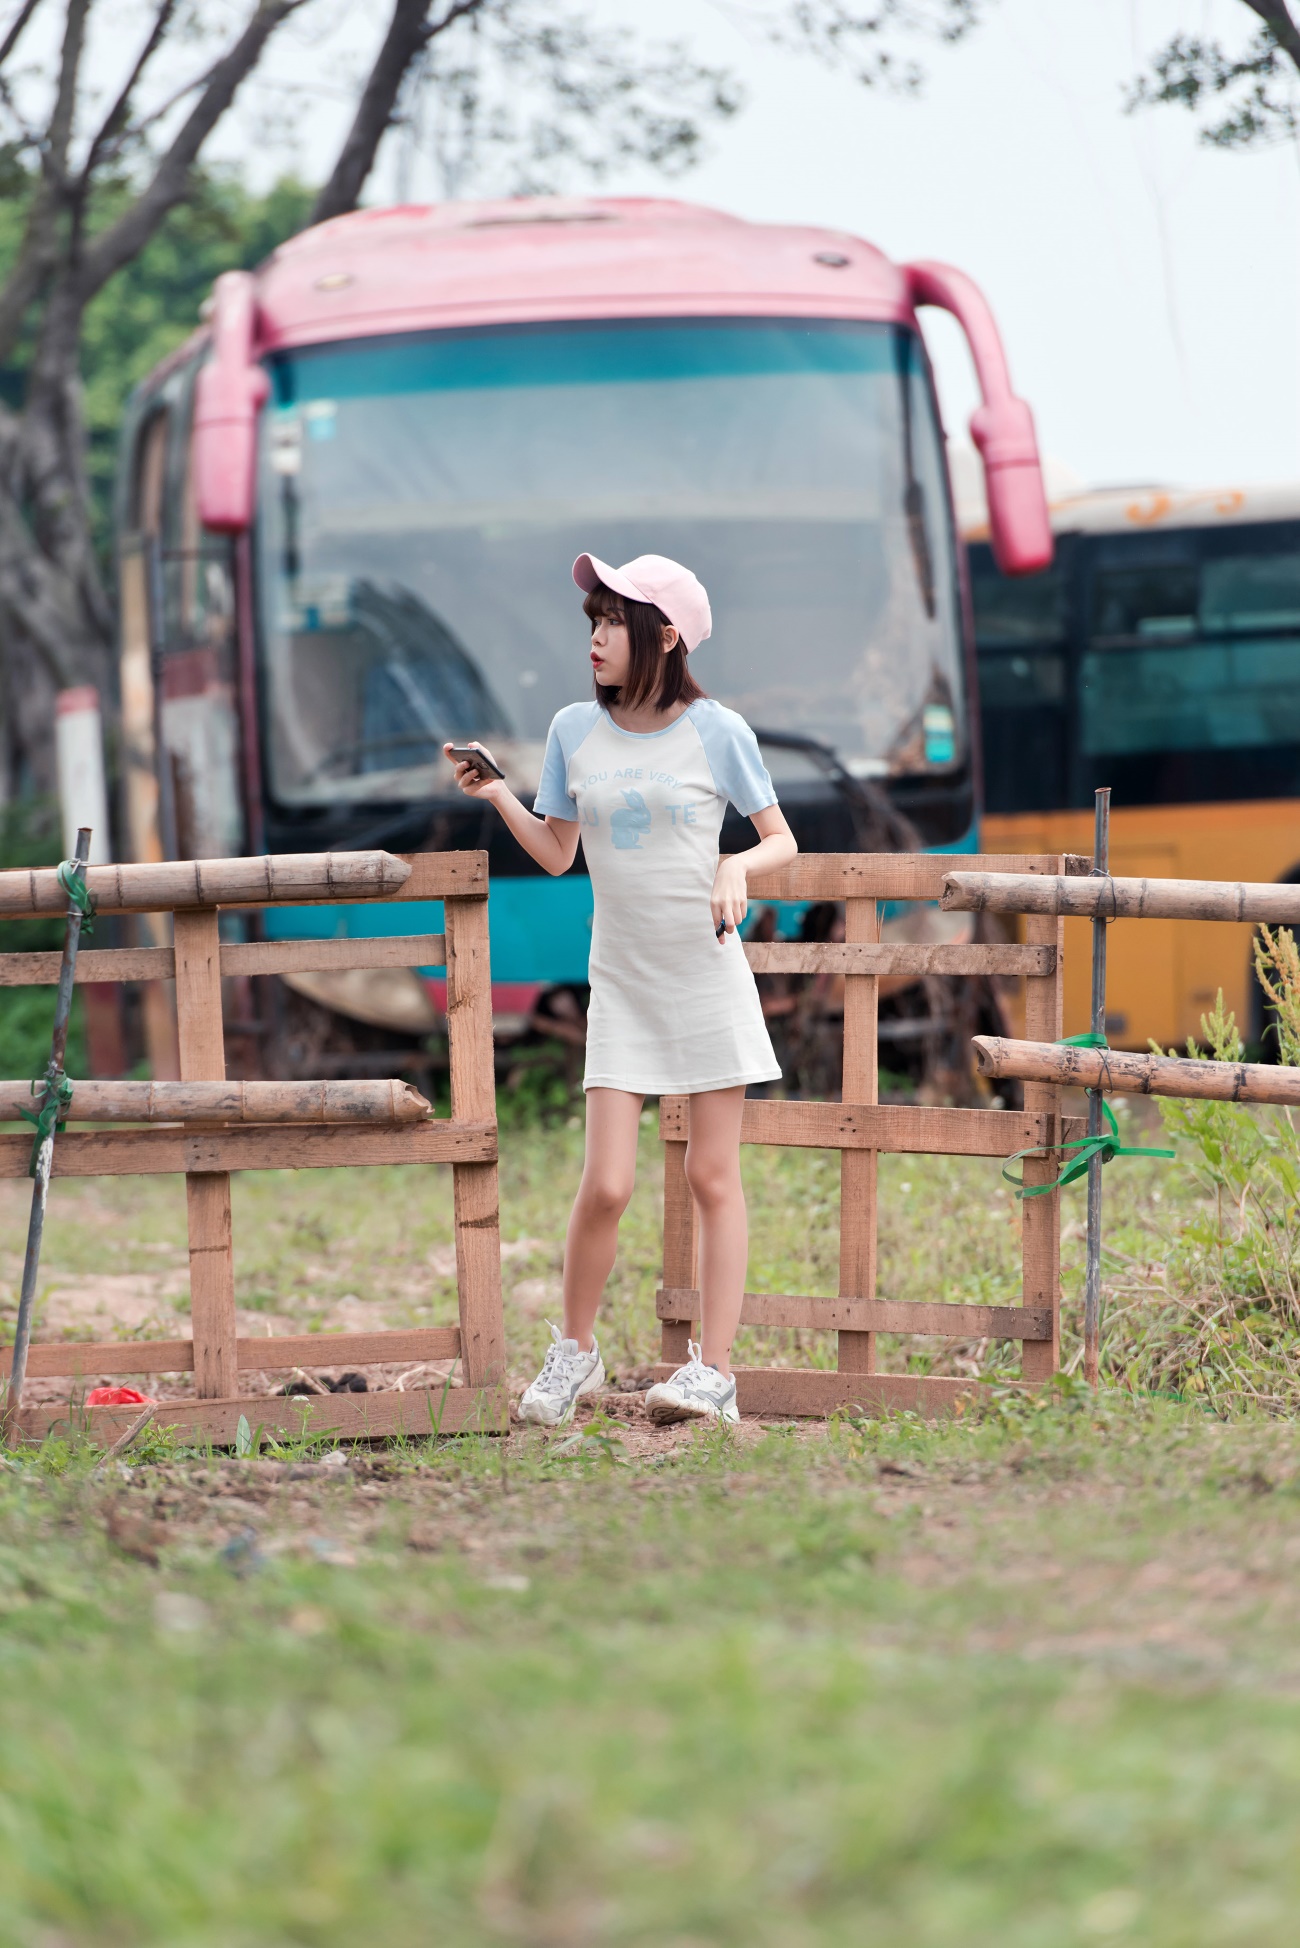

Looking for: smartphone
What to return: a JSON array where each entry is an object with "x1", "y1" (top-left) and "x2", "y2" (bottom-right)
[{"x1": 447, "y1": 743, "x2": 505, "y2": 781}]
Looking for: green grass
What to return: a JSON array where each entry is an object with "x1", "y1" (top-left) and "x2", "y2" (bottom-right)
[
  {"x1": 1, "y1": 1115, "x2": 1298, "y2": 1941},
  {"x1": 2, "y1": 1403, "x2": 1300, "y2": 1943}
]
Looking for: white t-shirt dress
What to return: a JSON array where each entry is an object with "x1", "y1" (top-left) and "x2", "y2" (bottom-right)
[{"x1": 533, "y1": 699, "x2": 784, "y2": 1095}]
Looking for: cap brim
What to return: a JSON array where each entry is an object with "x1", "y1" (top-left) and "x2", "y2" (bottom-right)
[{"x1": 572, "y1": 553, "x2": 646, "y2": 607}]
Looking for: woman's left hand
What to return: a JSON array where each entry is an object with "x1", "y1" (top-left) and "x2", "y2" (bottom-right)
[{"x1": 711, "y1": 857, "x2": 749, "y2": 941}]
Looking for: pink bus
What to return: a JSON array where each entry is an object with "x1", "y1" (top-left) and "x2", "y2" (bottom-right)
[{"x1": 116, "y1": 195, "x2": 1049, "y2": 1058}]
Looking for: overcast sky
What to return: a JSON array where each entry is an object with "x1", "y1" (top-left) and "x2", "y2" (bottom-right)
[{"x1": 217, "y1": 0, "x2": 1300, "y2": 494}]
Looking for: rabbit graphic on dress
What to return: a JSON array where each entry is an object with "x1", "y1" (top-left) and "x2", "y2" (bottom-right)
[{"x1": 610, "y1": 788, "x2": 652, "y2": 850}]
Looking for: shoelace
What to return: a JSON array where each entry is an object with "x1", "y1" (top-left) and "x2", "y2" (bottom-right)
[
  {"x1": 669, "y1": 1342, "x2": 713, "y2": 1391},
  {"x1": 536, "y1": 1322, "x2": 590, "y2": 1391}
]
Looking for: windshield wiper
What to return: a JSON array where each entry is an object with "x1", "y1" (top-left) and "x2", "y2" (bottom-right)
[{"x1": 750, "y1": 729, "x2": 921, "y2": 854}]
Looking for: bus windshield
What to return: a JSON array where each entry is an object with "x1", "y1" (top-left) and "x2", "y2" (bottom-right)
[{"x1": 255, "y1": 318, "x2": 964, "y2": 809}]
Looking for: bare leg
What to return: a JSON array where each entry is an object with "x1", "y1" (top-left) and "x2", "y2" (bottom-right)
[
  {"x1": 562, "y1": 1087, "x2": 643, "y2": 1351},
  {"x1": 684, "y1": 1085, "x2": 748, "y2": 1377}
]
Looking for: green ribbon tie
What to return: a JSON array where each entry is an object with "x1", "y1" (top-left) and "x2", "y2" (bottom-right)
[
  {"x1": 20, "y1": 1073, "x2": 74, "y2": 1175},
  {"x1": 56, "y1": 858, "x2": 94, "y2": 937},
  {"x1": 1001, "y1": 1032, "x2": 1174, "y2": 1198}
]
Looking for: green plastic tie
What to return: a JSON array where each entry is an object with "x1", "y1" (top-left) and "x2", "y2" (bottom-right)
[
  {"x1": 19, "y1": 1073, "x2": 74, "y2": 1176},
  {"x1": 1000, "y1": 1033, "x2": 1174, "y2": 1198},
  {"x1": 56, "y1": 858, "x2": 94, "y2": 937}
]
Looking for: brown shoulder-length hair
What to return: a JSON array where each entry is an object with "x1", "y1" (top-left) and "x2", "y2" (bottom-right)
[{"x1": 583, "y1": 582, "x2": 706, "y2": 713}]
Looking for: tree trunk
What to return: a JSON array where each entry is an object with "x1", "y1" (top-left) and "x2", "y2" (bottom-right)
[{"x1": 0, "y1": 269, "x2": 115, "y2": 802}]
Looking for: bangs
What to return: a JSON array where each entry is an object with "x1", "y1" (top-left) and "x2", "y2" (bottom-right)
[{"x1": 581, "y1": 583, "x2": 625, "y2": 623}]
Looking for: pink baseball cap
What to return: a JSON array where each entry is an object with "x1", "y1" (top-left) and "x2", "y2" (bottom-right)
[{"x1": 572, "y1": 552, "x2": 712, "y2": 653}]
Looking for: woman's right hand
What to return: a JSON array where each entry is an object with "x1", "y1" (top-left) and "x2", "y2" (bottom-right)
[{"x1": 443, "y1": 743, "x2": 506, "y2": 802}]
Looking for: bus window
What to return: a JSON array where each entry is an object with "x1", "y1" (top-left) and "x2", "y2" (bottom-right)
[
  {"x1": 972, "y1": 502, "x2": 1300, "y2": 1055},
  {"x1": 1081, "y1": 535, "x2": 1300, "y2": 803},
  {"x1": 970, "y1": 541, "x2": 1069, "y2": 813}
]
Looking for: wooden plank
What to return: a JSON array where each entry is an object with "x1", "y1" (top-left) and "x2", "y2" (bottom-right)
[
  {"x1": 0, "y1": 933, "x2": 447, "y2": 989},
  {"x1": 1020, "y1": 906, "x2": 1063, "y2": 1381},
  {"x1": 0, "y1": 1328, "x2": 461, "y2": 1379},
  {"x1": 17, "y1": 1384, "x2": 510, "y2": 1445},
  {"x1": 659, "y1": 1096, "x2": 1085, "y2": 1158},
  {"x1": 233, "y1": 1328, "x2": 460, "y2": 1371},
  {"x1": 0, "y1": 1078, "x2": 430, "y2": 1124},
  {"x1": 0, "y1": 945, "x2": 175, "y2": 986},
  {"x1": 742, "y1": 852, "x2": 1062, "y2": 904},
  {"x1": 444, "y1": 896, "x2": 505, "y2": 1388},
  {"x1": 184, "y1": 1171, "x2": 235, "y2": 1400},
  {"x1": 661, "y1": 1130, "x2": 698, "y2": 1363},
  {"x1": 397, "y1": 851, "x2": 489, "y2": 901},
  {"x1": 942, "y1": 869, "x2": 1300, "y2": 925},
  {"x1": 657, "y1": 1288, "x2": 1054, "y2": 1340},
  {"x1": 0, "y1": 1120, "x2": 496, "y2": 1179},
  {"x1": 839, "y1": 892, "x2": 879, "y2": 1375},
  {"x1": 0, "y1": 851, "x2": 411, "y2": 918},
  {"x1": 174, "y1": 908, "x2": 237, "y2": 1400},
  {"x1": 648, "y1": 1365, "x2": 995, "y2": 1418},
  {"x1": 743, "y1": 942, "x2": 1055, "y2": 977},
  {"x1": 222, "y1": 934, "x2": 446, "y2": 976}
]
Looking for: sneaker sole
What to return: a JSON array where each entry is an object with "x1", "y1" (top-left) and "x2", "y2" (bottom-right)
[
  {"x1": 644, "y1": 1393, "x2": 738, "y2": 1427},
  {"x1": 518, "y1": 1361, "x2": 606, "y2": 1429}
]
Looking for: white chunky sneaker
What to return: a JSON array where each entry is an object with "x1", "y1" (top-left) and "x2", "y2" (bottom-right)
[
  {"x1": 517, "y1": 1322, "x2": 606, "y2": 1428},
  {"x1": 644, "y1": 1342, "x2": 739, "y2": 1426}
]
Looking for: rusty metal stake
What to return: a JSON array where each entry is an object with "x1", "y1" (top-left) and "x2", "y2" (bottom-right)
[{"x1": 1084, "y1": 789, "x2": 1111, "y2": 1388}]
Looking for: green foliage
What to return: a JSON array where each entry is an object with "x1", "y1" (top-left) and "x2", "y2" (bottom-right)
[
  {"x1": 497, "y1": 1044, "x2": 583, "y2": 1128},
  {"x1": 1126, "y1": 22, "x2": 1299, "y2": 149},
  {"x1": 0, "y1": 799, "x2": 86, "y2": 1079},
  {"x1": 0, "y1": 166, "x2": 313, "y2": 556},
  {"x1": 1254, "y1": 925, "x2": 1300, "y2": 1064},
  {"x1": 1139, "y1": 971, "x2": 1300, "y2": 1406}
]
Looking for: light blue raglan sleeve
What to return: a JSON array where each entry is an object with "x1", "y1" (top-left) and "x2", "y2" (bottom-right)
[
  {"x1": 532, "y1": 703, "x2": 598, "y2": 819},
  {"x1": 694, "y1": 702, "x2": 778, "y2": 816}
]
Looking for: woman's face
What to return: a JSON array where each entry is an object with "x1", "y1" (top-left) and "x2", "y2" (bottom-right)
[{"x1": 589, "y1": 605, "x2": 631, "y2": 688}]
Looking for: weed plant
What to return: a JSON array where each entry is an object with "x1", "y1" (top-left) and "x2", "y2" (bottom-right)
[{"x1": 1082, "y1": 932, "x2": 1300, "y2": 1411}]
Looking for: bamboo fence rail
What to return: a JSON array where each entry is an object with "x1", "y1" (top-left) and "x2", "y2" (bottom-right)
[
  {"x1": 942, "y1": 870, "x2": 1300, "y2": 926},
  {"x1": 0, "y1": 1079, "x2": 431, "y2": 1124},
  {"x1": 975, "y1": 1034, "x2": 1300, "y2": 1105}
]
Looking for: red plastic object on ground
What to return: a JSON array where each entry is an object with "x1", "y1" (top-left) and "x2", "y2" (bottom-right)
[{"x1": 85, "y1": 1386, "x2": 155, "y2": 1407}]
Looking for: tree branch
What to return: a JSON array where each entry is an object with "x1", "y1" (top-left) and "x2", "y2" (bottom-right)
[
  {"x1": 310, "y1": 0, "x2": 485, "y2": 225},
  {"x1": 81, "y1": 0, "x2": 178, "y2": 181},
  {"x1": 1240, "y1": 0, "x2": 1300, "y2": 72},
  {"x1": 0, "y1": 0, "x2": 44, "y2": 75},
  {"x1": 0, "y1": 0, "x2": 89, "y2": 364},
  {"x1": 78, "y1": 0, "x2": 306, "y2": 302},
  {"x1": 46, "y1": 0, "x2": 89, "y2": 183}
]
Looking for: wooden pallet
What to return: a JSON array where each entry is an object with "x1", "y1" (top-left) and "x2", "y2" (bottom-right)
[
  {"x1": 657, "y1": 851, "x2": 1068, "y2": 1419},
  {"x1": 0, "y1": 851, "x2": 506, "y2": 1443}
]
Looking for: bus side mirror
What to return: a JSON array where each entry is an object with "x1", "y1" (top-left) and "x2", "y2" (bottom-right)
[
  {"x1": 193, "y1": 271, "x2": 268, "y2": 533},
  {"x1": 905, "y1": 260, "x2": 1053, "y2": 576}
]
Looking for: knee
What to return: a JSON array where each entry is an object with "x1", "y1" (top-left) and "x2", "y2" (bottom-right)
[
  {"x1": 576, "y1": 1171, "x2": 634, "y2": 1222},
  {"x1": 685, "y1": 1152, "x2": 741, "y2": 1212}
]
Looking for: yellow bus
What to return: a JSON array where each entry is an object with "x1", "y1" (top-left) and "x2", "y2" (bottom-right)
[{"x1": 968, "y1": 485, "x2": 1300, "y2": 1051}]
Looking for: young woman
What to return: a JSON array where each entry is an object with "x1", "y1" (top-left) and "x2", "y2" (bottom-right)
[{"x1": 444, "y1": 552, "x2": 797, "y2": 1427}]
